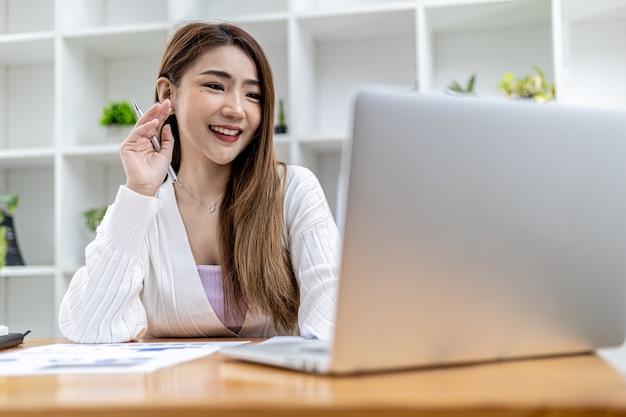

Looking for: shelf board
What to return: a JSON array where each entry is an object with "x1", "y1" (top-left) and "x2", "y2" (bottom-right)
[
  {"x1": 0, "y1": 32, "x2": 55, "y2": 65},
  {"x1": 0, "y1": 265, "x2": 56, "y2": 277},
  {"x1": 63, "y1": 22, "x2": 169, "y2": 58},
  {"x1": 63, "y1": 144, "x2": 121, "y2": 163},
  {"x1": 273, "y1": 133, "x2": 291, "y2": 146},
  {"x1": 61, "y1": 266, "x2": 81, "y2": 277},
  {"x1": 296, "y1": 134, "x2": 347, "y2": 152},
  {"x1": 0, "y1": 147, "x2": 55, "y2": 168}
]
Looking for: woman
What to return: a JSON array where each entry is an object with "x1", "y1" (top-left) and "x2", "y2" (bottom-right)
[{"x1": 59, "y1": 21, "x2": 341, "y2": 343}]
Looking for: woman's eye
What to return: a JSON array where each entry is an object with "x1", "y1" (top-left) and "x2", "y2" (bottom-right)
[
  {"x1": 204, "y1": 83, "x2": 224, "y2": 91},
  {"x1": 247, "y1": 92, "x2": 262, "y2": 101}
]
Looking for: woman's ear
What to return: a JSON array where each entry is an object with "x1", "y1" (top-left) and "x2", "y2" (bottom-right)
[{"x1": 156, "y1": 77, "x2": 175, "y2": 112}]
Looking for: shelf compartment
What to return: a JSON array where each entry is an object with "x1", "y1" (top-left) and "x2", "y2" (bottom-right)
[
  {"x1": 559, "y1": 0, "x2": 626, "y2": 108},
  {"x1": 291, "y1": 140, "x2": 344, "y2": 217},
  {"x1": 0, "y1": 0, "x2": 54, "y2": 34},
  {"x1": 59, "y1": 157, "x2": 124, "y2": 268},
  {"x1": 0, "y1": 166, "x2": 55, "y2": 265},
  {"x1": 60, "y1": 28, "x2": 166, "y2": 147},
  {"x1": 0, "y1": 62, "x2": 55, "y2": 149},
  {"x1": 1, "y1": 273, "x2": 55, "y2": 337},
  {"x1": 292, "y1": 8, "x2": 417, "y2": 136},
  {"x1": 422, "y1": 0, "x2": 553, "y2": 97},
  {"x1": 274, "y1": 142, "x2": 291, "y2": 165}
]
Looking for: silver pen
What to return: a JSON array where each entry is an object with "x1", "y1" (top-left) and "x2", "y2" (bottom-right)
[{"x1": 131, "y1": 99, "x2": 178, "y2": 183}]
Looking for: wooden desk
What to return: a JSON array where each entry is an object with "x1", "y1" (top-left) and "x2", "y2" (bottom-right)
[{"x1": 1, "y1": 338, "x2": 626, "y2": 417}]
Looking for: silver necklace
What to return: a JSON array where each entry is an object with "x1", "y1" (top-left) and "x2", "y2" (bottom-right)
[{"x1": 175, "y1": 179, "x2": 223, "y2": 213}]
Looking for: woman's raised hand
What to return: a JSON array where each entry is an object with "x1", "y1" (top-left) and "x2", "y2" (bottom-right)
[{"x1": 119, "y1": 99, "x2": 174, "y2": 196}]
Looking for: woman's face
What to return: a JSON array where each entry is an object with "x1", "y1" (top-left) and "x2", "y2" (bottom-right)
[{"x1": 173, "y1": 45, "x2": 262, "y2": 168}]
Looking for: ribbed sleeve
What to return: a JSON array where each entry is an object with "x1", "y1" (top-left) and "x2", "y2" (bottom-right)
[
  {"x1": 58, "y1": 186, "x2": 162, "y2": 343},
  {"x1": 283, "y1": 166, "x2": 341, "y2": 340}
]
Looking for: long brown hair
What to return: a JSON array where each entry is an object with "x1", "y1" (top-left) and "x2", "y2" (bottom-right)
[{"x1": 155, "y1": 21, "x2": 299, "y2": 334}]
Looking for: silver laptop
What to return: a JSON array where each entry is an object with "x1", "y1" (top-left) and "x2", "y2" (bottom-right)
[{"x1": 221, "y1": 85, "x2": 626, "y2": 374}]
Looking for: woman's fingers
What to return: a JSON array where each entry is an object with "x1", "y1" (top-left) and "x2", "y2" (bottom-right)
[
  {"x1": 119, "y1": 100, "x2": 173, "y2": 196},
  {"x1": 160, "y1": 124, "x2": 174, "y2": 157},
  {"x1": 136, "y1": 99, "x2": 171, "y2": 127},
  {"x1": 136, "y1": 119, "x2": 159, "y2": 140}
]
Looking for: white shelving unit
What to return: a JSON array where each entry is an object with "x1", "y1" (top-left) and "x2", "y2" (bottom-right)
[{"x1": 0, "y1": 0, "x2": 624, "y2": 337}]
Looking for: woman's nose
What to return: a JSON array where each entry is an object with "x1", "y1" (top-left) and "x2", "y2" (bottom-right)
[{"x1": 222, "y1": 93, "x2": 245, "y2": 118}]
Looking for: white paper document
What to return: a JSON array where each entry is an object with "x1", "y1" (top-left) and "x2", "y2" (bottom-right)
[
  {"x1": 0, "y1": 341, "x2": 247, "y2": 376},
  {"x1": 259, "y1": 336, "x2": 317, "y2": 345},
  {"x1": 598, "y1": 346, "x2": 626, "y2": 378}
]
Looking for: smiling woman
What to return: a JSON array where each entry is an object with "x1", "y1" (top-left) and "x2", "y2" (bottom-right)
[{"x1": 58, "y1": 21, "x2": 341, "y2": 344}]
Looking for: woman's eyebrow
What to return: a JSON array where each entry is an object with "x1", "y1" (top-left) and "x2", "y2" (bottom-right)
[{"x1": 199, "y1": 69, "x2": 260, "y2": 87}]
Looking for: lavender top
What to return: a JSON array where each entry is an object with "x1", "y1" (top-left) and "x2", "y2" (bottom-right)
[{"x1": 197, "y1": 265, "x2": 246, "y2": 333}]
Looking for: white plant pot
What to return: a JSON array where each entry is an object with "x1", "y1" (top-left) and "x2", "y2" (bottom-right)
[{"x1": 105, "y1": 125, "x2": 133, "y2": 143}]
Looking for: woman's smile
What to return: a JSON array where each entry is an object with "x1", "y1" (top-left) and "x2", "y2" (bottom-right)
[{"x1": 209, "y1": 124, "x2": 243, "y2": 142}]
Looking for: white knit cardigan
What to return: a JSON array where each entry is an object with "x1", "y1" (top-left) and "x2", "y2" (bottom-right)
[{"x1": 59, "y1": 165, "x2": 341, "y2": 343}]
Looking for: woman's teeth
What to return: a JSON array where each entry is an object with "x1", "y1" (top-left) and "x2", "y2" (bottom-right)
[{"x1": 210, "y1": 126, "x2": 240, "y2": 136}]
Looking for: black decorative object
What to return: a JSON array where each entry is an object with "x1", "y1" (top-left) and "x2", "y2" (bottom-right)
[
  {"x1": 0, "y1": 194, "x2": 24, "y2": 267},
  {"x1": 0, "y1": 211, "x2": 24, "y2": 266},
  {"x1": 274, "y1": 98, "x2": 288, "y2": 134}
]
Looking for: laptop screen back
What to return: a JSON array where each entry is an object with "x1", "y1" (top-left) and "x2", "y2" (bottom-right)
[{"x1": 331, "y1": 86, "x2": 626, "y2": 373}]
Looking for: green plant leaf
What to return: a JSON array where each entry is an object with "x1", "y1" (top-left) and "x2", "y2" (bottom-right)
[
  {"x1": 278, "y1": 99, "x2": 285, "y2": 125},
  {"x1": 497, "y1": 66, "x2": 555, "y2": 101},
  {"x1": 99, "y1": 100, "x2": 138, "y2": 126},
  {"x1": 532, "y1": 64, "x2": 546, "y2": 81},
  {"x1": 82, "y1": 206, "x2": 108, "y2": 233},
  {"x1": 0, "y1": 194, "x2": 19, "y2": 214},
  {"x1": 466, "y1": 73, "x2": 476, "y2": 93},
  {"x1": 447, "y1": 80, "x2": 464, "y2": 93}
]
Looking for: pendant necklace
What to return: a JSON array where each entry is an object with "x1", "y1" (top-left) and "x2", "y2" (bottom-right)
[{"x1": 175, "y1": 179, "x2": 223, "y2": 213}]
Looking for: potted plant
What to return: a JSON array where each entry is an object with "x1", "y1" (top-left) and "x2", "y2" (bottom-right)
[
  {"x1": 99, "y1": 100, "x2": 138, "y2": 142},
  {"x1": 446, "y1": 72, "x2": 477, "y2": 96},
  {"x1": 0, "y1": 194, "x2": 23, "y2": 267},
  {"x1": 497, "y1": 65, "x2": 555, "y2": 102},
  {"x1": 82, "y1": 205, "x2": 108, "y2": 234}
]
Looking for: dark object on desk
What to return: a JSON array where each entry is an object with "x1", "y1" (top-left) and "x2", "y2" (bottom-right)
[{"x1": 0, "y1": 330, "x2": 31, "y2": 350}]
